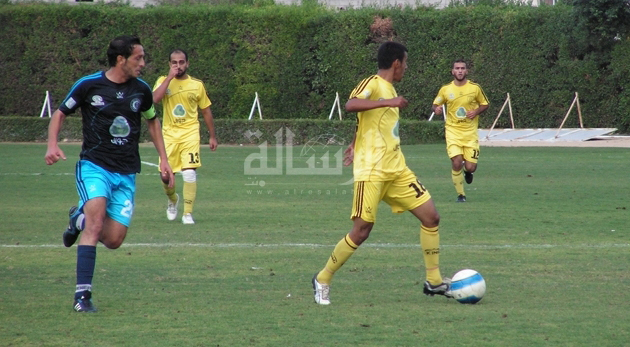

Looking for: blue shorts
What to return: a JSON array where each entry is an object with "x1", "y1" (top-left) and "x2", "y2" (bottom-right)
[{"x1": 75, "y1": 160, "x2": 136, "y2": 227}]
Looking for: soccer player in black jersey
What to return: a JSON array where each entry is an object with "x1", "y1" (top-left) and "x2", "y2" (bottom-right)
[{"x1": 45, "y1": 36, "x2": 174, "y2": 312}]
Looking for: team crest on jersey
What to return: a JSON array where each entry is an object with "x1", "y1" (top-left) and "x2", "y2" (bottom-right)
[
  {"x1": 109, "y1": 116, "x2": 131, "y2": 145},
  {"x1": 173, "y1": 104, "x2": 186, "y2": 118},
  {"x1": 188, "y1": 92, "x2": 197, "y2": 105},
  {"x1": 130, "y1": 98, "x2": 141, "y2": 112},
  {"x1": 448, "y1": 93, "x2": 455, "y2": 100},
  {"x1": 90, "y1": 95, "x2": 105, "y2": 106}
]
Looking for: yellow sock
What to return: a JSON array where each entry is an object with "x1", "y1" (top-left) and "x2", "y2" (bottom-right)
[
  {"x1": 452, "y1": 169, "x2": 465, "y2": 196},
  {"x1": 183, "y1": 181, "x2": 197, "y2": 215},
  {"x1": 317, "y1": 234, "x2": 358, "y2": 284},
  {"x1": 163, "y1": 183, "x2": 177, "y2": 203},
  {"x1": 420, "y1": 225, "x2": 443, "y2": 285}
]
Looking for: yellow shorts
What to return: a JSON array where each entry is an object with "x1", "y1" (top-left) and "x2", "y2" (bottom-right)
[
  {"x1": 350, "y1": 167, "x2": 432, "y2": 223},
  {"x1": 446, "y1": 142, "x2": 480, "y2": 164},
  {"x1": 159, "y1": 140, "x2": 201, "y2": 173}
]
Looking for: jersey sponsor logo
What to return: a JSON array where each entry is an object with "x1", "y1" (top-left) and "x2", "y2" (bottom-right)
[
  {"x1": 392, "y1": 120, "x2": 400, "y2": 139},
  {"x1": 116, "y1": 92, "x2": 124, "y2": 99},
  {"x1": 65, "y1": 97, "x2": 77, "y2": 109},
  {"x1": 109, "y1": 115, "x2": 131, "y2": 145},
  {"x1": 90, "y1": 95, "x2": 105, "y2": 106},
  {"x1": 130, "y1": 98, "x2": 141, "y2": 112},
  {"x1": 456, "y1": 107, "x2": 467, "y2": 119},
  {"x1": 173, "y1": 104, "x2": 186, "y2": 118}
]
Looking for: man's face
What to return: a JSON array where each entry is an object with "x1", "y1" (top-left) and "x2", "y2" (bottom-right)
[
  {"x1": 393, "y1": 52, "x2": 408, "y2": 82},
  {"x1": 170, "y1": 52, "x2": 189, "y2": 78},
  {"x1": 121, "y1": 45, "x2": 145, "y2": 78},
  {"x1": 452, "y1": 62, "x2": 468, "y2": 81}
]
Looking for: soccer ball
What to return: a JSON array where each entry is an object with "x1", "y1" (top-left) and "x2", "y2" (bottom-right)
[{"x1": 450, "y1": 269, "x2": 486, "y2": 304}]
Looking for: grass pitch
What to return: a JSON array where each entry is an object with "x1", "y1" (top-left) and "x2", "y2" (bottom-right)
[{"x1": 1, "y1": 142, "x2": 629, "y2": 346}]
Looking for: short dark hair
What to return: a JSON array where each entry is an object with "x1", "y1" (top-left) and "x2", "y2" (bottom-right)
[
  {"x1": 107, "y1": 36, "x2": 142, "y2": 67},
  {"x1": 453, "y1": 59, "x2": 467, "y2": 68},
  {"x1": 377, "y1": 42, "x2": 408, "y2": 70},
  {"x1": 169, "y1": 49, "x2": 188, "y2": 62}
]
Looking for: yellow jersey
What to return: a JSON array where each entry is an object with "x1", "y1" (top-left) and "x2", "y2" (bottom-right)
[
  {"x1": 349, "y1": 75, "x2": 406, "y2": 181},
  {"x1": 153, "y1": 75, "x2": 211, "y2": 143},
  {"x1": 433, "y1": 80, "x2": 489, "y2": 146}
]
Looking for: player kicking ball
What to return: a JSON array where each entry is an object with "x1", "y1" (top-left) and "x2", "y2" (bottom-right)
[{"x1": 312, "y1": 42, "x2": 452, "y2": 305}]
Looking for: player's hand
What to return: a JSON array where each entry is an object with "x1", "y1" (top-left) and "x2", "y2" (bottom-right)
[
  {"x1": 343, "y1": 145, "x2": 354, "y2": 166},
  {"x1": 434, "y1": 107, "x2": 443, "y2": 115},
  {"x1": 167, "y1": 64, "x2": 179, "y2": 79},
  {"x1": 466, "y1": 110, "x2": 477, "y2": 119},
  {"x1": 160, "y1": 163, "x2": 175, "y2": 188},
  {"x1": 390, "y1": 96, "x2": 408, "y2": 109},
  {"x1": 45, "y1": 145, "x2": 66, "y2": 165},
  {"x1": 209, "y1": 137, "x2": 218, "y2": 152}
]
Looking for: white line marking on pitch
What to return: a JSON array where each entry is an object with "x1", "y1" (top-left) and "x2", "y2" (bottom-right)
[{"x1": 2, "y1": 243, "x2": 629, "y2": 249}]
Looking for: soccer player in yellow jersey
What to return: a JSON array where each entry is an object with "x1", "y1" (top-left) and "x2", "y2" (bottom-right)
[
  {"x1": 153, "y1": 49, "x2": 218, "y2": 224},
  {"x1": 432, "y1": 60, "x2": 489, "y2": 202},
  {"x1": 312, "y1": 42, "x2": 452, "y2": 305}
]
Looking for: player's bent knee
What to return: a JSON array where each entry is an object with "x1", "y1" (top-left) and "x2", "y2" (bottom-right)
[
  {"x1": 421, "y1": 212, "x2": 440, "y2": 228},
  {"x1": 102, "y1": 235, "x2": 125, "y2": 249},
  {"x1": 182, "y1": 169, "x2": 196, "y2": 183}
]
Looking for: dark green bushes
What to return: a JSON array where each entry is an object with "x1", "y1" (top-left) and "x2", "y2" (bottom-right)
[{"x1": 1, "y1": 3, "x2": 628, "y2": 132}]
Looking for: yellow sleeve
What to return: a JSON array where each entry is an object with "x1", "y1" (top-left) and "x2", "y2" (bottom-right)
[
  {"x1": 153, "y1": 76, "x2": 166, "y2": 92},
  {"x1": 198, "y1": 82, "x2": 212, "y2": 109},
  {"x1": 477, "y1": 85, "x2": 490, "y2": 106},
  {"x1": 433, "y1": 86, "x2": 446, "y2": 105},
  {"x1": 349, "y1": 76, "x2": 377, "y2": 100}
]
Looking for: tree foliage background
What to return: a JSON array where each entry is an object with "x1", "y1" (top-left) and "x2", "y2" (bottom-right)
[{"x1": 1, "y1": 1, "x2": 629, "y2": 131}]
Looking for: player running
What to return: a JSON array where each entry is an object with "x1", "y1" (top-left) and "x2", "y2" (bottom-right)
[
  {"x1": 432, "y1": 60, "x2": 489, "y2": 202},
  {"x1": 45, "y1": 36, "x2": 173, "y2": 312}
]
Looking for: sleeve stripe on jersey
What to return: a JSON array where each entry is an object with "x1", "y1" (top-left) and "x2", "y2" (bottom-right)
[
  {"x1": 349, "y1": 75, "x2": 376, "y2": 99},
  {"x1": 470, "y1": 81, "x2": 490, "y2": 105},
  {"x1": 63, "y1": 72, "x2": 102, "y2": 104},
  {"x1": 137, "y1": 78, "x2": 152, "y2": 89}
]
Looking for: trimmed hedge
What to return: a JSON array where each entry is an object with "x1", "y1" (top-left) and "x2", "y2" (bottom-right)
[
  {"x1": 1, "y1": 4, "x2": 629, "y2": 132},
  {"x1": 0, "y1": 116, "x2": 445, "y2": 145}
]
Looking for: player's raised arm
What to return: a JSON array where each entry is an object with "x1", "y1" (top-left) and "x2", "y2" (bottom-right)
[
  {"x1": 152, "y1": 64, "x2": 178, "y2": 104},
  {"x1": 345, "y1": 96, "x2": 408, "y2": 113}
]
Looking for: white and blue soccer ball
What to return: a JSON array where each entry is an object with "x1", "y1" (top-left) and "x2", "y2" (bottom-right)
[{"x1": 450, "y1": 269, "x2": 486, "y2": 304}]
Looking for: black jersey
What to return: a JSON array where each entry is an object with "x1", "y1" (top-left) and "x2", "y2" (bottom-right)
[{"x1": 59, "y1": 71, "x2": 155, "y2": 174}]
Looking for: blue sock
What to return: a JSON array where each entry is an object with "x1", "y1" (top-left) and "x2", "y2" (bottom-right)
[{"x1": 75, "y1": 245, "x2": 96, "y2": 300}]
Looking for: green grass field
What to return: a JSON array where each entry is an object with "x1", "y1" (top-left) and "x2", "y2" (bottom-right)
[{"x1": 1, "y1": 142, "x2": 630, "y2": 346}]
